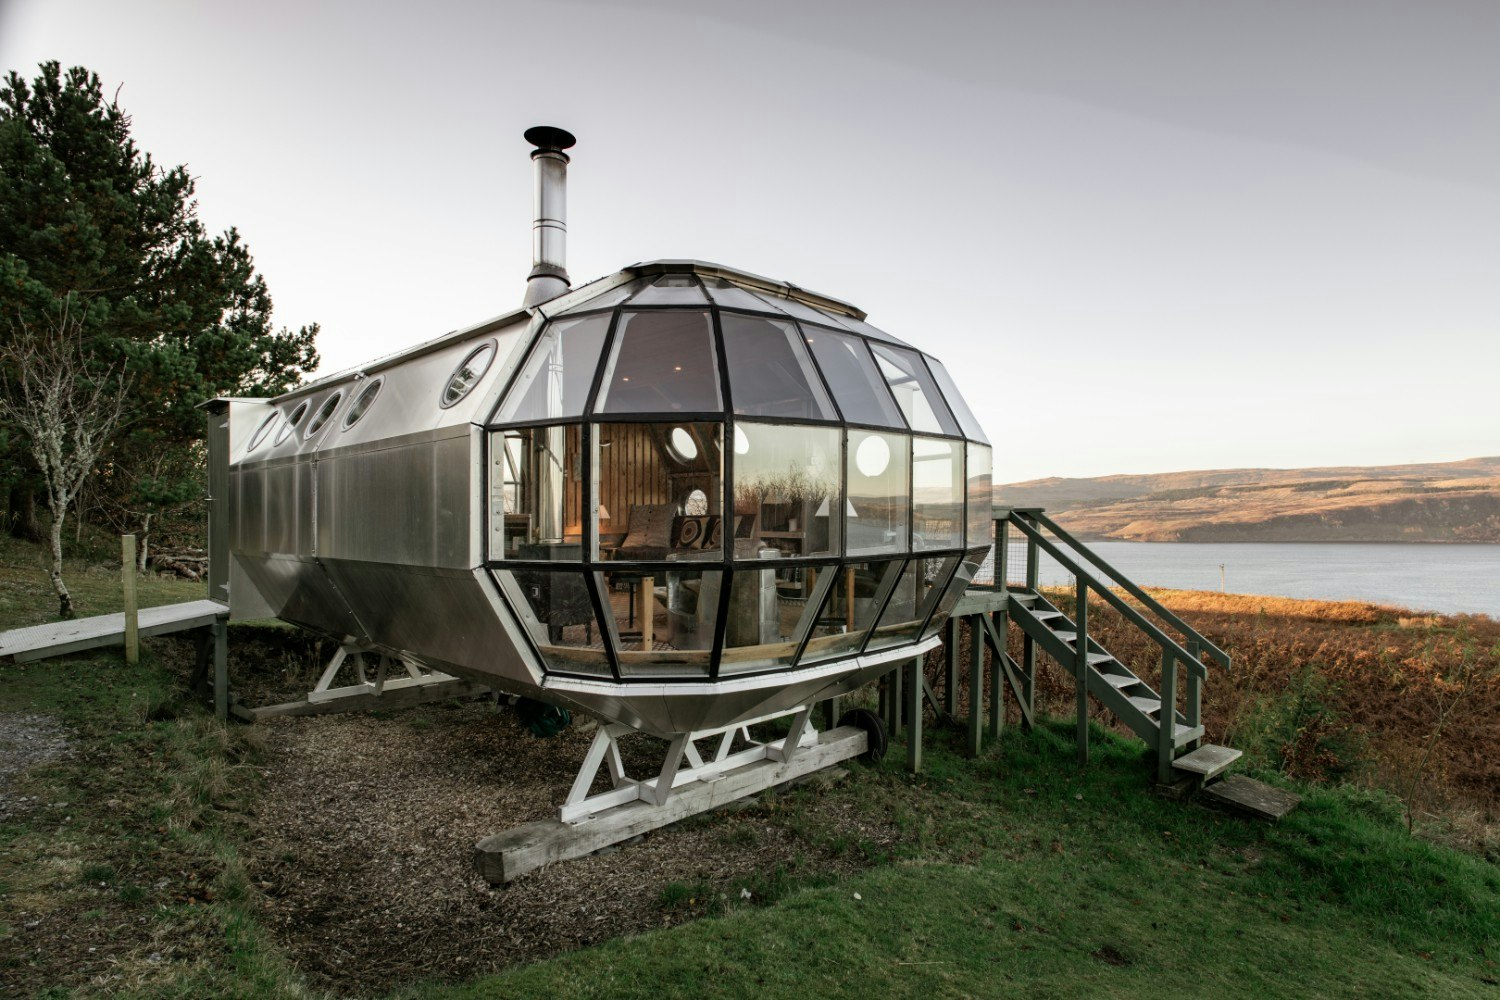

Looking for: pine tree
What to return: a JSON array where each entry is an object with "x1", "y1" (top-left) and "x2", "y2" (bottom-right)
[{"x1": 0, "y1": 61, "x2": 319, "y2": 565}]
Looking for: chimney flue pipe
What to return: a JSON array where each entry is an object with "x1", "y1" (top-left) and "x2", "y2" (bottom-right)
[{"x1": 523, "y1": 125, "x2": 575, "y2": 308}]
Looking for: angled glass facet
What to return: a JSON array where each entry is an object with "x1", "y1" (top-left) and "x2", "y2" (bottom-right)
[
  {"x1": 626, "y1": 273, "x2": 709, "y2": 307},
  {"x1": 606, "y1": 567, "x2": 720, "y2": 678},
  {"x1": 499, "y1": 314, "x2": 611, "y2": 423},
  {"x1": 595, "y1": 311, "x2": 721, "y2": 415},
  {"x1": 867, "y1": 554, "x2": 960, "y2": 653},
  {"x1": 804, "y1": 328, "x2": 905, "y2": 428},
  {"x1": 926, "y1": 357, "x2": 989, "y2": 444},
  {"x1": 720, "y1": 313, "x2": 837, "y2": 421},
  {"x1": 488, "y1": 425, "x2": 585, "y2": 561},
  {"x1": 797, "y1": 559, "x2": 905, "y2": 665},
  {"x1": 594, "y1": 422, "x2": 723, "y2": 562},
  {"x1": 923, "y1": 546, "x2": 988, "y2": 637},
  {"x1": 718, "y1": 561, "x2": 832, "y2": 676},
  {"x1": 869, "y1": 344, "x2": 961, "y2": 437},
  {"x1": 495, "y1": 569, "x2": 610, "y2": 677}
]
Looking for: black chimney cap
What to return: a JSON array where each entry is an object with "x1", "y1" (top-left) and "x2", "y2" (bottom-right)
[{"x1": 524, "y1": 126, "x2": 576, "y2": 151}]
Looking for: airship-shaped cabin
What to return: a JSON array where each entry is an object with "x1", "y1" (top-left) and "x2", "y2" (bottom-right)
[{"x1": 217, "y1": 129, "x2": 991, "y2": 739}]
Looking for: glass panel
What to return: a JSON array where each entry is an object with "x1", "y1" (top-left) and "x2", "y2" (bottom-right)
[
  {"x1": 498, "y1": 314, "x2": 611, "y2": 423},
  {"x1": 305, "y1": 391, "x2": 343, "y2": 438},
  {"x1": 923, "y1": 546, "x2": 987, "y2": 637},
  {"x1": 248, "y1": 412, "x2": 279, "y2": 450},
  {"x1": 966, "y1": 444, "x2": 993, "y2": 547},
  {"x1": 732, "y1": 421, "x2": 841, "y2": 560},
  {"x1": 601, "y1": 566, "x2": 719, "y2": 677},
  {"x1": 718, "y1": 558, "x2": 830, "y2": 676},
  {"x1": 595, "y1": 311, "x2": 721, "y2": 414},
  {"x1": 593, "y1": 422, "x2": 723, "y2": 562},
  {"x1": 797, "y1": 560, "x2": 904, "y2": 665},
  {"x1": 720, "y1": 313, "x2": 836, "y2": 420},
  {"x1": 867, "y1": 555, "x2": 960, "y2": 653},
  {"x1": 927, "y1": 358, "x2": 989, "y2": 444},
  {"x1": 846, "y1": 429, "x2": 910, "y2": 557},
  {"x1": 804, "y1": 329, "x2": 905, "y2": 428},
  {"x1": 869, "y1": 344, "x2": 961, "y2": 436},
  {"x1": 702, "y1": 278, "x2": 783, "y2": 313},
  {"x1": 487, "y1": 425, "x2": 585, "y2": 561},
  {"x1": 495, "y1": 569, "x2": 610, "y2": 677},
  {"x1": 913, "y1": 436, "x2": 963, "y2": 550},
  {"x1": 626, "y1": 274, "x2": 709, "y2": 307}
]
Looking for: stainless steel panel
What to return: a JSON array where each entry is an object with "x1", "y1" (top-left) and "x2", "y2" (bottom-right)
[
  {"x1": 318, "y1": 561, "x2": 541, "y2": 687},
  {"x1": 263, "y1": 462, "x2": 302, "y2": 556},
  {"x1": 234, "y1": 466, "x2": 266, "y2": 556},
  {"x1": 228, "y1": 553, "x2": 275, "y2": 621},
  {"x1": 206, "y1": 403, "x2": 231, "y2": 605},
  {"x1": 314, "y1": 433, "x2": 471, "y2": 569},
  {"x1": 233, "y1": 553, "x2": 364, "y2": 639}
]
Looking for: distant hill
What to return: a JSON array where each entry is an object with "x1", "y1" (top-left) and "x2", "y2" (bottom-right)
[{"x1": 996, "y1": 456, "x2": 1500, "y2": 542}]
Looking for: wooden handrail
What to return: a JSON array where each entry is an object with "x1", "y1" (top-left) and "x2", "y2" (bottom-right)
[
  {"x1": 1025, "y1": 511, "x2": 1231, "y2": 671},
  {"x1": 1006, "y1": 515, "x2": 1209, "y2": 680}
]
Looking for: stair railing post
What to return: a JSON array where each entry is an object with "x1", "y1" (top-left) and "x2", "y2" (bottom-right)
[
  {"x1": 1157, "y1": 647, "x2": 1177, "y2": 785},
  {"x1": 1024, "y1": 515, "x2": 1040, "y2": 593},
  {"x1": 1187, "y1": 639, "x2": 1203, "y2": 750},
  {"x1": 1074, "y1": 579, "x2": 1089, "y2": 765}
]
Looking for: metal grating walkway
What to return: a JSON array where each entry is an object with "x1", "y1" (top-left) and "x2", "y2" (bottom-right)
[{"x1": 0, "y1": 599, "x2": 228, "y2": 663}]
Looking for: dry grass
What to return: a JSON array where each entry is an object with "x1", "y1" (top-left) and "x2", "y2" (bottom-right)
[{"x1": 928, "y1": 588, "x2": 1500, "y2": 855}]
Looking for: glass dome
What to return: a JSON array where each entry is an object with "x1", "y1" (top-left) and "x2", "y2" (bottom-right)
[{"x1": 485, "y1": 264, "x2": 991, "y2": 685}]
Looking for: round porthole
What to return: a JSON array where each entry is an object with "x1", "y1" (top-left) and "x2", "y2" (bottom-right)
[
  {"x1": 342, "y1": 377, "x2": 383, "y2": 430},
  {"x1": 304, "y1": 391, "x2": 343, "y2": 439},
  {"x1": 684, "y1": 488, "x2": 709, "y2": 515},
  {"x1": 273, "y1": 399, "x2": 311, "y2": 445},
  {"x1": 248, "y1": 412, "x2": 279, "y2": 451},
  {"x1": 733, "y1": 425, "x2": 750, "y2": 455},
  {"x1": 441, "y1": 340, "x2": 497, "y2": 408},
  {"x1": 668, "y1": 427, "x2": 698, "y2": 462},
  {"x1": 856, "y1": 435, "x2": 891, "y2": 478}
]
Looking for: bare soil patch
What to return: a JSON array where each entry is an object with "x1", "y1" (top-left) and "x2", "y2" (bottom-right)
[
  {"x1": 245, "y1": 701, "x2": 898, "y2": 996},
  {"x1": 0, "y1": 712, "x2": 70, "y2": 822}
]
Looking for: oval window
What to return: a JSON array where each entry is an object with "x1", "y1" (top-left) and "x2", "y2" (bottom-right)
[
  {"x1": 248, "y1": 412, "x2": 280, "y2": 451},
  {"x1": 304, "y1": 391, "x2": 343, "y2": 439},
  {"x1": 273, "y1": 399, "x2": 311, "y2": 446},
  {"x1": 342, "y1": 377, "x2": 383, "y2": 429},
  {"x1": 684, "y1": 488, "x2": 709, "y2": 515},
  {"x1": 668, "y1": 427, "x2": 698, "y2": 462},
  {"x1": 441, "y1": 340, "x2": 497, "y2": 408},
  {"x1": 733, "y1": 425, "x2": 750, "y2": 456},
  {"x1": 856, "y1": 435, "x2": 891, "y2": 477}
]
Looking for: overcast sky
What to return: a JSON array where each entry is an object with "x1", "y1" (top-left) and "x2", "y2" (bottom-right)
[{"x1": 3, "y1": 0, "x2": 1497, "y2": 483}]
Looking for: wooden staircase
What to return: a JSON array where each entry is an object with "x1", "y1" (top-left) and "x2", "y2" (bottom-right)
[{"x1": 999, "y1": 510, "x2": 1241, "y2": 787}]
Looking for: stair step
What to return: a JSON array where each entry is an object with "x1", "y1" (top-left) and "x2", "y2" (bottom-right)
[
  {"x1": 1125, "y1": 695, "x2": 1162, "y2": 715},
  {"x1": 1029, "y1": 610, "x2": 1064, "y2": 622},
  {"x1": 1010, "y1": 591, "x2": 1040, "y2": 607},
  {"x1": 1084, "y1": 651, "x2": 1115, "y2": 665},
  {"x1": 1101, "y1": 673, "x2": 1139, "y2": 690},
  {"x1": 1200, "y1": 774, "x2": 1299, "y2": 821},
  {"x1": 1172, "y1": 744, "x2": 1243, "y2": 783}
]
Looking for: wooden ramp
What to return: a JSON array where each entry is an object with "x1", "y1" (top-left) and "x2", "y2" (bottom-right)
[{"x1": 0, "y1": 600, "x2": 227, "y2": 663}]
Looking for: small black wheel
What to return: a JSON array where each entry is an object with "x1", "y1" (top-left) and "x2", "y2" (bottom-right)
[
  {"x1": 837, "y1": 708, "x2": 888, "y2": 764},
  {"x1": 516, "y1": 697, "x2": 572, "y2": 738}
]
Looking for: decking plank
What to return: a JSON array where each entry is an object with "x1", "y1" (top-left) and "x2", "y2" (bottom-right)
[{"x1": 1, "y1": 599, "x2": 227, "y2": 662}]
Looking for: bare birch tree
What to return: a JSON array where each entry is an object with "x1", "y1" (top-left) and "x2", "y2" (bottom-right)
[{"x1": 0, "y1": 296, "x2": 129, "y2": 618}]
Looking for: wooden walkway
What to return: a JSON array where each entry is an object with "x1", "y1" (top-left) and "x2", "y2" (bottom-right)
[{"x1": 0, "y1": 600, "x2": 228, "y2": 663}]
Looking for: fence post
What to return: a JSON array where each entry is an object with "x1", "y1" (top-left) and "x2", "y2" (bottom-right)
[
  {"x1": 1187, "y1": 639, "x2": 1203, "y2": 751},
  {"x1": 1075, "y1": 580, "x2": 1089, "y2": 765},
  {"x1": 121, "y1": 534, "x2": 139, "y2": 666},
  {"x1": 944, "y1": 616, "x2": 959, "y2": 720},
  {"x1": 1157, "y1": 648, "x2": 1177, "y2": 784}
]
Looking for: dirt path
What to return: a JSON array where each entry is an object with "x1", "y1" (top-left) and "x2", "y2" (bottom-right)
[
  {"x1": 245, "y1": 702, "x2": 895, "y2": 996},
  {"x1": 0, "y1": 712, "x2": 70, "y2": 822}
]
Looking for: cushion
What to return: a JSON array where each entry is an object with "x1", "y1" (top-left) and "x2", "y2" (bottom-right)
[
  {"x1": 672, "y1": 515, "x2": 719, "y2": 550},
  {"x1": 620, "y1": 503, "x2": 677, "y2": 555}
]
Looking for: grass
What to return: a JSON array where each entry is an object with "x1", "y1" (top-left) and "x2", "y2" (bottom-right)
[
  {"x1": 1, "y1": 536, "x2": 1497, "y2": 997},
  {"x1": 0, "y1": 532, "x2": 206, "y2": 630}
]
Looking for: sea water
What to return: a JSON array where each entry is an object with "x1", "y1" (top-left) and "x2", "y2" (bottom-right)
[{"x1": 1023, "y1": 542, "x2": 1500, "y2": 618}]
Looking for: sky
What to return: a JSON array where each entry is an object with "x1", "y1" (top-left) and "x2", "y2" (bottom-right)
[{"x1": 2, "y1": 0, "x2": 1497, "y2": 483}]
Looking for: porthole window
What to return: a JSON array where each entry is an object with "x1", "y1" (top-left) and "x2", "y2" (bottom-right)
[
  {"x1": 273, "y1": 399, "x2": 311, "y2": 446},
  {"x1": 856, "y1": 434, "x2": 891, "y2": 477},
  {"x1": 342, "y1": 377, "x2": 383, "y2": 430},
  {"x1": 684, "y1": 488, "x2": 709, "y2": 515},
  {"x1": 248, "y1": 412, "x2": 279, "y2": 451},
  {"x1": 441, "y1": 340, "x2": 497, "y2": 408},
  {"x1": 668, "y1": 426, "x2": 699, "y2": 462},
  {"x1": 305, "y1": 391, "x2": 343, "y2": 439}
]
